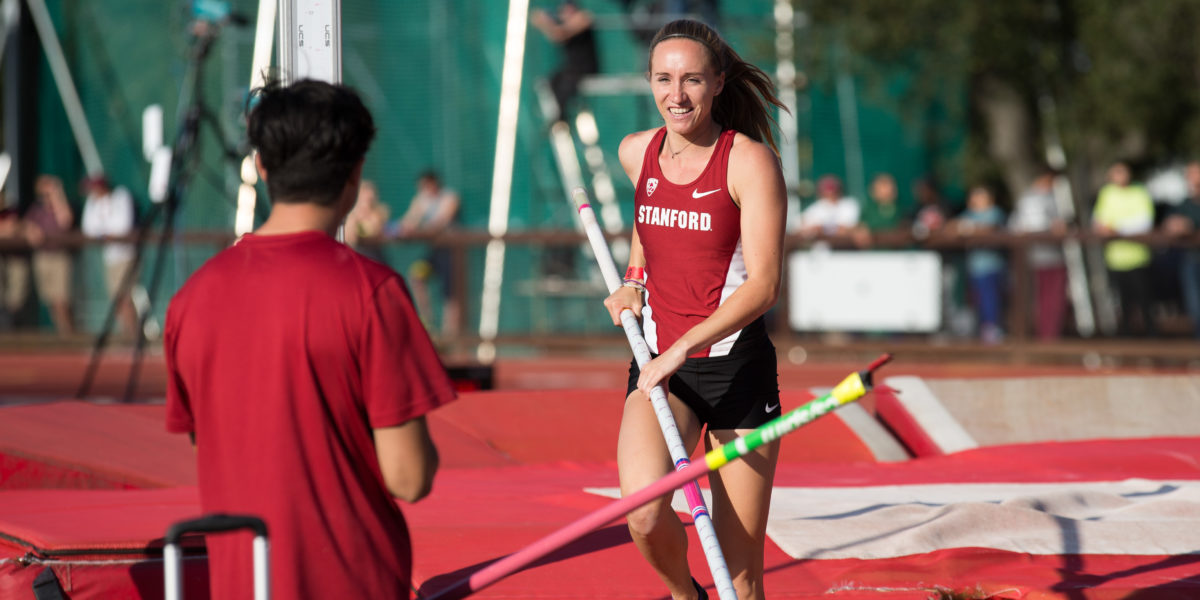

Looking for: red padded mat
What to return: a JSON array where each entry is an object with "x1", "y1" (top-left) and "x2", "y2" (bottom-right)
[{"x1": 0, "y1": 402, "x2": 195, "y2": 489}]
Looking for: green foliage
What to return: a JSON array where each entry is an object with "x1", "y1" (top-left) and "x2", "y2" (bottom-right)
[
  {"x1": 804, "y1": 0, "x2": 1200, "y2": 181},
  {"x1": 1065, "y1": 0, "x2": 1200, "y2": 158}
]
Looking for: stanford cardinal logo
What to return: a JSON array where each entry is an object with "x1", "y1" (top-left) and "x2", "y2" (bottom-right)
[{"x1": 646, "y1": 177, "x2": 659, "y2": 197}]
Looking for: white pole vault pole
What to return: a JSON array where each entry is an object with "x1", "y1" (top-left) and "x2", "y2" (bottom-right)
[{"x1": 572, "y1": 188, "x2": 737, "y2": 600}]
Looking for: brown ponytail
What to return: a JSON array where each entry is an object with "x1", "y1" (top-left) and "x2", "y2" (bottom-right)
[{"x1": 647, "y1": 19, "x2": 789, "y2": 154}]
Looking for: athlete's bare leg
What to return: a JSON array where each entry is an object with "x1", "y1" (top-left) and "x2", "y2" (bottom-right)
[
  {"x1": 617, "y1": 388, "x2": 704, "y2": 600},
  {"x1": 706, "y1": 428, "x2": 779, "y2": 600}
]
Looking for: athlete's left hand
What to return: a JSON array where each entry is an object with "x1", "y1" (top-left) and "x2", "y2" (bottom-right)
[{"x1": 636, "y1": 343, "x2": 687, "y2": 397}]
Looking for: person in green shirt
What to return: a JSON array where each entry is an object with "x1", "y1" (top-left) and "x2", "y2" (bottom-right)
[
  {"x1": 1092, "y1": 161, "x2": 1156, "y2": 336},
  {"x1": 852, "y1": 173, "x2": 907, "y2": 248}
]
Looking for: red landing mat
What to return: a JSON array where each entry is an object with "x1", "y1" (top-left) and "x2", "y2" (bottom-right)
[
  {"x1": 410, "y1": 438, "x2": 1200, "y2": 599},
  {"x1": 4, "y1": 393, "x2": 1199, "y2": 598},
  {"x1": 0, "y1": 402, "x2": 195, "y2": 489},
  {"x1": 0, "y1": 487, "x2": 207, "y2": 599},
  {"x1": 426, "y1": 388, "x2": 877, "y2": 467},
  {"x1": 0, "y1": 390, "x2": 871, "y2": 492}
]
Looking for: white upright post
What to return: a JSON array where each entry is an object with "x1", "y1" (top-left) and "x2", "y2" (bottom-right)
[
  {"x1": 477, "y1": 0, "x2": 531, "y2": 363},
  {"x1": 248, "y1": 1, "x2": 276, "y2": 91},
  {"x1": 775, "y1": 1, "x2": 802, "y2": 229},
  {"x1": 234, "y1": 0, "x2": 278, "y2": 236}
]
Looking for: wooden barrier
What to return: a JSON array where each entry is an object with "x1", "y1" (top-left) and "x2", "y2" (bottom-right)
[{"x1": 3, "y1": 228, "x2": 1199, "y2": 348}]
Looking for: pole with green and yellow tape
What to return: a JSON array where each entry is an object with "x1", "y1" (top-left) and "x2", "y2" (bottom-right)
[
  {"x1": 705, "y1": 354, "x2": 885, "y2": 470},
  {"x1": 424, "y1": 354, "x2": 893, "y2": 600}
]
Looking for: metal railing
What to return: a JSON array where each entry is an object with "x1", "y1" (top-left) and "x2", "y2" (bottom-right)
[{"x1": 3, "y1": 227, "x2": 1199, "y2": 347}]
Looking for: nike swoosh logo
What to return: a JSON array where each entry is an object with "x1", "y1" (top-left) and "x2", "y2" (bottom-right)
[
  {"x1": 764, "y1": 401, "x2": 780, "y2": 413},
  {"x1": 692, "y1": 188, "x2": 722, "y2": 199}
]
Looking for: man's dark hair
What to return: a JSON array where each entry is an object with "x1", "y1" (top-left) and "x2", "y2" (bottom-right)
[{"x1": 246, "y1": 79, "x2": 376, "y2": 206}]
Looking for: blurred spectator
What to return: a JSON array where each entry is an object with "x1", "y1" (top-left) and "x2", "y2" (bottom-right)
[
  {"x1": 910, "y1": 176, "x2": 973, "y2": 336},
  {"x1": 23, "y1": 175, "x2": 75, "y2": 335},
  {"x1": 799, "y1": 175, "x2": 859, "y2": 237},
  {"x1": 620, "y1": 0, "x2": 719, "y2": 41},
  {"x1": 1162, "y1": 160, "x2": 1200, "y2": 338},
  {"x1": 393, "y1": 170, "x2": 461, "y2": 337},
  {"x1": 531, "y1": 1, "x2": 599, "y2": 123},
  {"x1": 1009, "y1": 168, "x2": 1069, "y2": 340},
  {"x1": 662, "y1": 0, "x2": 719, "y2": 26},
  {"x1": 953, "y1": 185, "x2": 1007, "y2": 344},
  {"x1": 852, "y1": 173, "x2": 906, "y2": 247},
  {"x1": 1092, "y1": 161, "x2": 1156, "y2": 336},
  {"x1": 343, "y1": 180, "x2": 390, "y2": 263},
  {"x1": 81, "y1": 174, "x2": 139, "y2": 338},
  {"x1": 618, "y1": 0, "x2": 659, "y2": 45},
  {"x1": 910, "y1": 176, "x2": 951, "y2": 240},
  {"x1": 0, "y1": 205, "x2": 29, "y2": 329}
]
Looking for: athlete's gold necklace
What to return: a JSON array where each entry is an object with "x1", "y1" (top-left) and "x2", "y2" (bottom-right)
[{"x1": 665, "y1": 135, "x2": 694, "y2": 158}]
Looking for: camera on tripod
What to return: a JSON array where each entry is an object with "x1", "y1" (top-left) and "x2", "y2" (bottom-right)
[{"x1": 191, "y1": 0, "x2": 247, "y2": 27}]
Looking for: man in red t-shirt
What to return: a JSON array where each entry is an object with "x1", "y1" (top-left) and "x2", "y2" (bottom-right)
[{"x1": 164, "y1": 79, "x2": 456, "y2": 600}]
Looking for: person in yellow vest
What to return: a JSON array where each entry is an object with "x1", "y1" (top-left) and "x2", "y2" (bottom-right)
[{"x1": 1092, "y1": 161, "x2": 1156, "y2": 336}]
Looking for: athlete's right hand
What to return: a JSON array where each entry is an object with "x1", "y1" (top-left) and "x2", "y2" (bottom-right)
[{"x1": 603, "y1": 285, "x2": 643, "y2": 326}]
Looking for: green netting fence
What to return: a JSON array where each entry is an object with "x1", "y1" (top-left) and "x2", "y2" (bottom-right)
[{"x1": 25, "y1": 0, "x2": 965, "y2": 341}]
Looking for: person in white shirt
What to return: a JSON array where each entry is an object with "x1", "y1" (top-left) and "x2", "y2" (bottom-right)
[
  {"x1": 1009, "y1": 168, "x2": 1069, "y2": 340},
  {"x1": 80, "y1": 175, "x2": 139, "y2": 337},
  {"x1": 798, "y1": 174, "x2": 860, "y2": 237}
]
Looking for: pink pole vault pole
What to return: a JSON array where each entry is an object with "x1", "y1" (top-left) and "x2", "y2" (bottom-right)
[
  {"x1": 422, "y1": 354, "x2": 892, "y2": 600},
  {"x1": 571, "y1": 187, "x2": 736, "y2": 599}
]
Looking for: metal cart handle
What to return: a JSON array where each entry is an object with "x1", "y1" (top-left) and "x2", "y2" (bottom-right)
[{"x1": 164, "y1": 513, "x2": 270, "y2": 600}]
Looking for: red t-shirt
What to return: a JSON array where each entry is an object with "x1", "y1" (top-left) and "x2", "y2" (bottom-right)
[
  {"x1": 164, "y1": 230, "x2": 456, "y2": 600},
  {"x1": 635, "y1": 127, "x2": 751, "y2": 358}
]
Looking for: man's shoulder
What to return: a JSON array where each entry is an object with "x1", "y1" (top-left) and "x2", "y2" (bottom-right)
[
  {"x1": 170, "y1": 242, "x2": 245, "y2": 300},
  {"x1": 169, "y1": 240, "x2": 408, "y2": 323},
  {"x1": 341, "y1": 243, "x2": 402, "y2": 278},
  {"x1": 278, "y1": 237, "x2": 406, "y2": 292}
]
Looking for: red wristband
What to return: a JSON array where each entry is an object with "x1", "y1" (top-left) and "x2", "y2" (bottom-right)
[{"x1": 624, "y1": 266, "x2": 645, "y2": 281}]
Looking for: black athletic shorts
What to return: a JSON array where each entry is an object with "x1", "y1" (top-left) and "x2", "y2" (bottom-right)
[{"x1": 626, "y1": 341, "x2": 781, "y2": 430}]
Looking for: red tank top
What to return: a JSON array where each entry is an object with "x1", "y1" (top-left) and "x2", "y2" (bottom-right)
[{"x1": 634, "y1": 127, "x2": 752, "y2": 358}]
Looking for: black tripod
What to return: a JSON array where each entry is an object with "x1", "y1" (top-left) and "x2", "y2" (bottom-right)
[{"x1": 75, "y1": 21, "x2": 246, "y2": 401}]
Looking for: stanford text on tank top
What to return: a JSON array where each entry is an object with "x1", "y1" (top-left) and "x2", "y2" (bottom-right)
[{"x1": 634, "y1": 128, "x2": 760, "y2": 358}]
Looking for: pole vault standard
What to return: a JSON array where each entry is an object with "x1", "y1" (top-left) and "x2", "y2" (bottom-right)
[
  {"x1": 423, "y1": 353, "x2": 893, "y2": 600},
  {"x1": 235, "y1": 0, "x2": 341, "y2": 236},
  {"x1": 572, "y1": 187, "x2": 736, "y2": 600},
  {"x1": 276, "y1": 0, "x2": 340, "y2": 85}
]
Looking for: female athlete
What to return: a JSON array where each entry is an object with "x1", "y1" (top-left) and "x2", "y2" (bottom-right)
[{"x1": 603, "y1": 18, "x2": 788, "y2": 600}]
